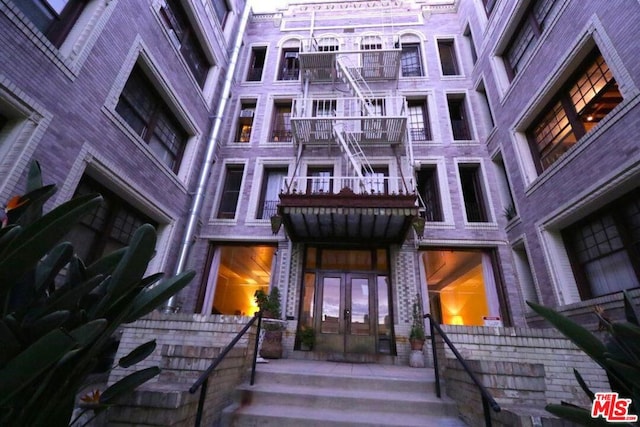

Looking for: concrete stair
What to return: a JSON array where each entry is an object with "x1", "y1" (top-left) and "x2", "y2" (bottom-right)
[{"x1": 222, "y1": 359, "x2": 467, "y2": 427}]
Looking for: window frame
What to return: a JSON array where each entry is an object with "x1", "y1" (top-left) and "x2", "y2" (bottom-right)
[
  {"x1": 69, "y1": 174, "x2": 158, "y2": 264},
  {"x1": 217, "y1": 165, "x2": 245, "y2": 219},
  {"x1": 278, "y1": 48, "x2": 300, "y2": 81},
  {"x1": 526, "y1": 49, "x2": 622, "y2": 172},
  {"x1": 447, "y1": 94, "x2": 472, "y2": 141},
  {"x1": 437, "y1": 39, "x2": 460, "y2": 76},
  {"x1": 271, "y1": 100, "x2": 293, "y2": 142},
  {"x1": 257, "y1": 167, "x2": 288, "y2": 219},
  {"x1": 247, "y1": 46, "x2": 267, "y2": 82},
  {"x1": 211, "y1": 0, "x2": 229, "y2": 28},
  {"x1": 14, "y1": 0, "x2": 88, "y2": 48},
  {"x1": 115, "y1": 64, "x2": 189, "y2": 173},
  {"x1": 562, "y1": 188, "x2": 640, "y2": 300},
  {"x1": 417, "y1": 166, "x2": 443, "y2": 222},
  {"x1": 458, "y1": 163, "x2": 490, "y2": 223},
  {"x1": 236, "y1": 100, "x2": 256, "y2": 143},
  {"x1": 400, "y1": 43, "x2": 423, "y2": 77},
  {"x1": 160, "y1": 0, "x2": 212, "y2": 88},
  {"x1": 407, "y1": 98, "x2": 432, "y2": 141}
]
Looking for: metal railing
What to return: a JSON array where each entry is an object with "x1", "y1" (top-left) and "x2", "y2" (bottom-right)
[
  {"x1": 425, "y1": 314, "x2": 501, "y2": 427},
  {"x1": 189, "y1": 312, "x2": 263, "y2": 427}
]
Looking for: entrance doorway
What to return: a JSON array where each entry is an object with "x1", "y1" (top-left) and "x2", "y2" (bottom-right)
[{"x1": 298, "y1": 247, "x2": 394, "y2": 357}]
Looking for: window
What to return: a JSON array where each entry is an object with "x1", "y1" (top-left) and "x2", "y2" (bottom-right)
[
  {"x1": 563, "y1": 188, "x2": 640, "y2": 299},
  {"x1": 236, "y1": 101, "x2": 255, "y2": 142},
  {"x1": 527, "y1": 49, "x2": 622, "y2": 171},
  {"x1": 258, "y1": 168, "x2": 287, "y2": 219},
  {"x1": 417, "y1": 167, "x2": 443, "y2": 222},
  {"x1": 423, "y1": 249, "x2": 504, "y2": 326},
  {"x1": 483, "y1": 0, "x2": 496, "y2": 16},
  {"x1": 493, "y1": 155, "x2": 516, "y2": 220},
  {"x1": 271, "y1": 101, "x2": 292, "y2": 142},
  {"x1": 437, "y1": 40, "x2": 459, "y2": 76},
  {"x1": 363, "y1": 99, "x2": 385, "y2": 140},
  {"x1": 67, "y1": 175, "x2": 158, "y2": 264},
  {"x1": 211, "y1": 0, "x2": 229, "y2": 27},
  {"x1": 278, "y1": 48, "x2": 300, "y2": 80},
  {"x1": 400, "y1": 44, "x2": 423, "y2": 77},
  {"x1": 407, "y1": 99, "x2": 432, "y2": 141},
  {"x1": 447, "y1": 94, "x2": 472, "y2": 140},
  {"x1": 363, "y1": 167, "x2": 388, "y2": 194},
  {"x1": 504, "y1": 0, "x2": 562, "y2": 79},
  {"x1": 459, "y1": 164, "x2": 489, "y2": 222},
  {"x1": 14, "y1": 0, "x2": 87, "y2": 48},
  {"x1": 361, "y1": 36, "x2": 383, "y2": 79},
  {"x1": 312, "y1": 99, "x2": 336, "y2": 140},
  {"x1": 463, "y1": 26, "x2": 477, "y2": 65},
  {"x1": 476, "y1": 82, "x2": 495, "y2": 129},
  {"x1": 318, "y1": 37, "x2": 339, "y2": 52},
  {"x1": 307, "y1": 166, "x2": 333, "y2": 194},
  {"x1": 247, "y1": 47, "x2": 266, "y2": 81},
  {"x1": 202, "y1": 244, "x2": 276, "y2": 315},
  {"x1": 512, "y1": 243, "x2": 539, "y2": 307},
  {"x1": 115, "y1": 64, "x2": 188, "y2": 172},
  {"x1": 217, "y1": 165, "x2": 244, "y2": 219},
  {"x1": 161, "y1": 0, "x2": 211, "y2": 87}
]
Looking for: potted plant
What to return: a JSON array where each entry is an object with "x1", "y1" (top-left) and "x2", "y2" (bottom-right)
[
  {"x1": 255, "y1": 287, "x2": 284, "y2": 359},
  {"x1": 298, "y1": 326, "x2": 315, "y2": 351},
  {"x1": 409, "y1": 294, "x2": 426, "y2": 351}
]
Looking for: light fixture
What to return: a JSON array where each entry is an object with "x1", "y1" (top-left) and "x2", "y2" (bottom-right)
[
  {"x1": 451, "y1": 315, "x2": 464, "y2": 325},
  {"x1": 586, "y1": 115, "x2": 594, "y2": 121}
]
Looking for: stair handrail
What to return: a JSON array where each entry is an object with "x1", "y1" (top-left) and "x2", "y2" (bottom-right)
[
  {"x1": 189, "y1": 312, "x2": 263, "y2": 427},
  {"x1": 424, "y1": 313, "x2": 501, "y2": 427}
]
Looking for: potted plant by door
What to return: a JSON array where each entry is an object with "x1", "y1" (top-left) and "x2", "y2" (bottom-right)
[
  {"x1": 409, "y1": 294, "x2": 426, "y2": 351},
  {"x1": 297, "y1": 326, "x2": 315, "y2": 351},
  {"x1": 255, "y1": 287, "x2": 284, "y2": 359}
]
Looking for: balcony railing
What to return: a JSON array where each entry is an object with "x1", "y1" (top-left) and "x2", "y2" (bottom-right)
[{"x1": 282, "y1": 175, "x2": 415, "y2": 196}]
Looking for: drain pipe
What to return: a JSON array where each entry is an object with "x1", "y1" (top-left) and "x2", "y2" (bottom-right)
[{"x1": 165, "y1": 0, "x2": 252, "y2": 312}]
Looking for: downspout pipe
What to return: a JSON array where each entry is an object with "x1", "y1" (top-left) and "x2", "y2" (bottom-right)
[{"x1": 165, "y1": 0, "x2": 252, "y2": 312}]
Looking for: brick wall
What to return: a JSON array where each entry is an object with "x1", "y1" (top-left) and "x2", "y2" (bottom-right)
[
  {"x1": 433, "y1": 325, "x2": 609, "y2": 426},
  {"x1": 107, "y1": 312, "x2": 257, "y2": 426}
]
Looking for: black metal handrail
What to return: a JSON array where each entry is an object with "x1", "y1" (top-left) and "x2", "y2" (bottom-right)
[
  {"x1": 425, "y1": 314, "x2": 501, "y2": 427},
  {"x1": 189, "y1": 312, "x2": 262, "y2": 427}
]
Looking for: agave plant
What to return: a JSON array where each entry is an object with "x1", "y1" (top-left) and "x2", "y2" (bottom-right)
[
  {"x1": 527, "y1": 292, "x2": 640, "y2": 426},
  {"x1": 0, "y1": 162, "x2": 195, "y2": 426}
]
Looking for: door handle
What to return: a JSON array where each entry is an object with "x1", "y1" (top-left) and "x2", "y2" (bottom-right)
[{"x1": 344, "y1": 309, "x2": 350, "y2": 320}]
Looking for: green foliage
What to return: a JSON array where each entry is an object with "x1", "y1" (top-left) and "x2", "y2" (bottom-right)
[
  {"x1": 0, "y1": 162, "x2": 195, "y2": 427},
  {"x1": 298, "y1": 326, "x2": 315, "y2": 349},
  {"x1": 527, "y1": 292, "x2": 640, "y2": 426},
  {"x1": 254, "y1": 287, "x2": 282, "y2": 319},
  {"x1": 410, "y1": 294, "x2": 425, "y2": 341}
]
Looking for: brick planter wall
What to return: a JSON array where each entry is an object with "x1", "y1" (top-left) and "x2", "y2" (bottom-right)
[{"x1": 106, "y1": 312, "x2": 257, "y2": 426}]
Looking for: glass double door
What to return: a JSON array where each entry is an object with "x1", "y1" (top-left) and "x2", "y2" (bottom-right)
[{"x1": 315, "y1": 273, "x2": 377, "y2": 354}]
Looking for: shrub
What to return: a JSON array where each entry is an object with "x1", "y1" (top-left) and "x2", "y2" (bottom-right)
[{"x1": 0, "y1": 162, "x2": 194, "y2": 426}]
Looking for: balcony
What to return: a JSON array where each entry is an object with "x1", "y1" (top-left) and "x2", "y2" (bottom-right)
[
  {"x1": 274, "y1": 176, "x2": 418, "y2": 244},
  {"x1": 290, "y1": 96, "x2": 407, "y2": 146},
  {"x1": 298, "y1": 35, "x2": 401, "y2": 83}
]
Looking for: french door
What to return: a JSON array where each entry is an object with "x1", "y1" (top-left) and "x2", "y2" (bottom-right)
[{"x1": 315, "y1": 273, "x2": 377, "y2": 354}]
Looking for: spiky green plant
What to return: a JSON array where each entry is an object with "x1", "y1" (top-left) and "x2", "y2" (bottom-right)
[
  {"x1": 527, "y1": 292, "x2": 640, "y2": 426},
  {"x1": 0, "y1": 162, "x2": 195, "y2": 426}
]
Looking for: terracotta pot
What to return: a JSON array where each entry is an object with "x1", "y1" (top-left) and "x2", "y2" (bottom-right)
[
  {"x1": 410, "y1": 338, "x2": 424, "y2": 351},
  {"x1": 260, "y1": 330, "x2": 283, "y2": 359}
]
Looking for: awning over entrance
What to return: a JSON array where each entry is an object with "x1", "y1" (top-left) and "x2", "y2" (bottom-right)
[{"x1": 275, "y1": 189, "x2": 418, "y2": 244}]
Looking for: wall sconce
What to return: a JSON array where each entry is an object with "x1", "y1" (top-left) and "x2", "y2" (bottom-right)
[{"x1": 270, "y1": 214, "x2": 283, "y2": 234}]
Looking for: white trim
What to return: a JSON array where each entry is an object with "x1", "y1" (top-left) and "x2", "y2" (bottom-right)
[
  {"x1": 454, "y1": 157, "x2": 498, "y2": 227},
  {"x1": 209, "y1": 158, "x2": 249, "y2": 224},
  {"x1": 0, "y1": 74, "x2": 52, "y2": 200},
  {"x1": 245, "y1": 157, "x2": 294, "y2": 224}
]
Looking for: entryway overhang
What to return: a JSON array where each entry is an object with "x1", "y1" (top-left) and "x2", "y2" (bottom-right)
[{"x1": 275, "y1": 189, "x2": 418, "y2": 244}]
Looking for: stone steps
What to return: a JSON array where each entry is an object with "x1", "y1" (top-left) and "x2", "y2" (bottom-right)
[{"x1": 222, "y1": 360, "x2": 467, "y2": 427}]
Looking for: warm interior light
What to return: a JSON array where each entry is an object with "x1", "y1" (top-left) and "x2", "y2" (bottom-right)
[
  {"x1": 586, "y1": 115, "x2": 594, "y2": 121},
  {"x1": 451, "y1": 315, "x2": 464, "y2": 325}
]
